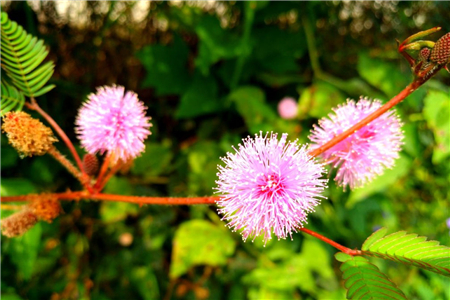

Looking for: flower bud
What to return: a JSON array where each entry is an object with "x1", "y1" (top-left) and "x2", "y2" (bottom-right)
[
  {"x1": 1, "y1": 210, "x2": 38, "y2": 238},
  {"x1": 1, "y1": 111, "x2": 58, "y2": 158},
  {"x1": 430, "y1": 32, "x2": 450, "y2": 65},
  {"x1": 82, "y1": 153, "x2": 99, "y2": 176},
  {"x1": 28, "y1": 194, "x2": 61, "y2": 223}
]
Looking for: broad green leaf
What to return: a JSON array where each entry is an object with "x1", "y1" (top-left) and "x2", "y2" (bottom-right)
[
  {"x1": 1, "y1": 12, "x2": 55, "y2": 97},
  {"x1": 194, "y1": 15, "x2": 247, "y2": 75},
  {"x1": 170, "y1": 219, "x2": 235, "y2": 278},
  {"x1": 136, "y1": 35, "x2": 190, "y2": 96},
  {"x1": 10, "y1": 223, "x2": 42, "y2": 280},
  {"x1": 129, "y1": 267, "x2": 160, "y2": 300},
  {"x1": 175, "y1": 72, "x2": 222, "y2": 119},
  {"x1": 335, "y1": 252, "x2": 408, "y2": 300},
  {"x1": 244, "y1": 239, "x2": 335, "y2": 294},
  {"x1": 423, "y1": 89, "x2": 450, "y2": 164},
  {"x1": 228, "y1": 86, "x2": 277, "y2": 133},
  {"x1": 362, "y1": 228, "x2": 450, "y2": 277}
]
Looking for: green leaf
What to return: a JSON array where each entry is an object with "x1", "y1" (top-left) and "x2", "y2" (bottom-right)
[
  {"x1": 10, "y1": 223, "x2": 42, "y2": 280},
  {"x1": 175, "y1": 72, "x2": 222, "y2": 119},
  {"x1": 251, "y1": 26, "x2": 306, "y2": 74},
  {"x1": 170, "y1": 219, "x2": 235, "y2": 278},
  {"x1": 129, "y1": 267, "x2": 160, "y2": 300},
  {"x1": 1, "y1": 79, "x2": 25, "y2": 116},
  {"x1": 357, "y1": 52, "x2": 408, "y2": 98},
  {"x1": 297, "y1": 81, "x2": 346, "y2": 119},
  {"x1": 136, "y1": 35, "x2": 190, "y2": 96},
  {"x1": 0, "y1": 178, "x2": 36, "y2": 196},
  {"x1": 187, "y1": 140, "x2": 223, "y2": 195},
  {"x1": 244, "y1": 239, "x2": 335, "y2": 294},
  {"x1": 228, "y1": 86, "x2": 277, "y2": 133},
  {"x1": 194, "y1": 15, "x2": 247, "y2": 75},
  {"x1": 336, "y1": 252, "x2": 408, "y2": 300},
  {"x1": 423, "y1": 89, "x2": 450, "y2": 164},
  {"x1": 1, "y1": 12, "x2": 55, "y2": 97},
  {"x1": 361, "y1": 228, "x2": 450, "y2": 277},
  {"x1": 131, "y1": 142, "x2": 173, "y2": 177}
]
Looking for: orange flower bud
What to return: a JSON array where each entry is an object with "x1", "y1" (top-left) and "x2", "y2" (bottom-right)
[
  {"x1": 1, "y1": 210, "x2": 38, "y2": 238},
  {"x1": 1, "y1": 111, "x2": 58, "y2": 158},
  {"x1": 28, "y1": 194, "x2": 62, "y2": 223}
]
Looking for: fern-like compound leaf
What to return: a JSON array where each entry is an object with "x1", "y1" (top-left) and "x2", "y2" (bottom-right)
[
  {"x1": 1, "y1": 79, "x2": 25, "y2": 116},
  {"x1": 335, "y1": 252, "x2": 407, "y2": 300},
  {"x1": 1, "y1": 12, "x2": 55, "y2": 98},
  {"x1": 362, "y1": 227, "x2": 450, "y2": 277}
]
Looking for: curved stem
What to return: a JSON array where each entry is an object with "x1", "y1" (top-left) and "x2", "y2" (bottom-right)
[
  {"x1": 96, "y1": 160, "x2": 125, "y2": 192},
  {"x1": 300, "y1": 228, "x2": 361, "y2": 256},
  {"x1": 26, "y1": 100, "x2": 88, "y2": 182},
  {"x1": 308, "y1": 79, "x2": 423, "y2": 158}
]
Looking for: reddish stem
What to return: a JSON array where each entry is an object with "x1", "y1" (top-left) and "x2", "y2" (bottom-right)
[
  {"x1": 0, "y1": 192, "x2": 219, "y2": 205},
  {"x1": 300, "y1": 228, "x2": 361, "y2": 255},
  {"x1": 308, "y1": 79, "x2": 423, "y2": 158},
  {"x1": 94, "y1": 154, "x2": 111, "y2": 191},
  {"x1": 26, "y1": 100, "x2": 88, "y2": 184}
]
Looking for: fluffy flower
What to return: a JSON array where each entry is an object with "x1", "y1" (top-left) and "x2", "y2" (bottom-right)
[
  {"x1": 216, "y1": 132, "x2": 327, "y2": 244},
  {"x1": 76, "y1": 86, "x2": 152, "y2": 162},
  {"x1": 277, "y1": 97, "x2": 298, "y2": 119},
  {"x1": 309, "y1": 97, "x2": 403, "y2": 189}
]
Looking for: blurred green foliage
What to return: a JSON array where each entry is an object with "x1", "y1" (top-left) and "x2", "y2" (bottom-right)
[{"x1": 1, "y1": 1, "x2": 449, "y2": 300}]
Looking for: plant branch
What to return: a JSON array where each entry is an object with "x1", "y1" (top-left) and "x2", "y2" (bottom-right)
[
  {"x1": 300, "y1": 227, "x2": 361, "y2": 255},
  {"x1": 0, "y1": 191, "x2": 220, "y2": 205},
  {"x1": 25, "y1": 99, "x2": 87, "y2": 181},
  {"x1": 308, "y1": 78, "x2": 425, "y2": 158}
]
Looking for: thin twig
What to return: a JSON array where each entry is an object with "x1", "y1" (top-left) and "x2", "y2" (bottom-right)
[
  {"x1": 308, "y1": 79, "x2": 424, "y2": 158},
  {"x1": 300, "y1": 227, "x2": 362, "y2": 256},
  {"x1": 25, "y1": 99, "x2": 87, "y2": 181}
]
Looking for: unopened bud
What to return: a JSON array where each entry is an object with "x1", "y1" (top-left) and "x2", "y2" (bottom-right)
[
  {"x1": 83, "y1": 153, "x2": 99, "y2": 176},
  {"x1": 430, "y1": 32, "x2": 450, "y2": 65},
  {"x1": 28, "y1": 194, "x2": 61, "y2": 223},
  {"x1": 1, "y1": 210, "x2": 38, "y2": 238},
  {"x1": 418, "y1": 47, "x2": 431, "y2": 62},
  {"x1": 1, "y1": 111, "x2": 58, "y2": 158}
]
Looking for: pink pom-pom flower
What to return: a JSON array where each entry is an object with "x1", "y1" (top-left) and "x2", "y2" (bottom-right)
[
  {"x1": 277, "y1": 97, "x2": 298, "y2": 119},
  {"x1": 76, "y1": 85, "x2": 152, "y2": 163},
  {"x1": 216, "y1": 132, "x2": 327, "y2": 244},
  {"x1": 309, "y1": 97, "x2": 403, "y2": 190}
]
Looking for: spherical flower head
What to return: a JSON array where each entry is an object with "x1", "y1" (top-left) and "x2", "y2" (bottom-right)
[
  {"x1": 1, "y1": 111, "x2": 57, "y2": 158},
  {"x1": 277, "y1": 97, "x2": 298, "y2": 119},
  {"x1": 75, "y1": 86, "x2": 152, "y2": 163},
  {"x1": 309, "y1": 97, "x2": 404, "y2": 190},
  {"x1": 215, "y1": 132, "x2": 327, "y2": 244}
]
